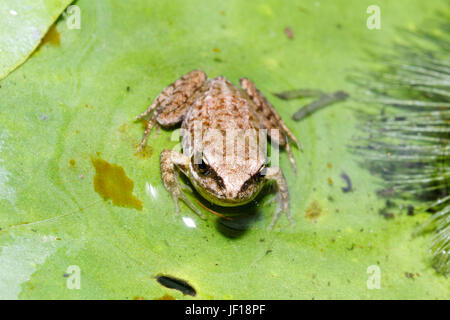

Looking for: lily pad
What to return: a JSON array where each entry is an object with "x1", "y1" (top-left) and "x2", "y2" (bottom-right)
[
  {"x1": 0, "y1": 0, "x2": 448, "y2": 299},
  {"x1": 0, "y1": 0, "x2": 72, "y2": 81}
]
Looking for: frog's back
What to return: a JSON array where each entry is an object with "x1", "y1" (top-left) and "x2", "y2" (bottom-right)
[
  {"x1": 182, "y1": 76, "x2": 260, "y2": 136},
  {"x1": 181, "y1": 76, "x2": 265, "y2": 178}
]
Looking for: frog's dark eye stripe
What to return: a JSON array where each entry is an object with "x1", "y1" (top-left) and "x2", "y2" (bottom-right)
[
  {"x1": 191, "y1": 155, "x2": 225, "y2": 189},
  {"x1": 240, "y1": 166, "x2": 265, "y2": 193}
]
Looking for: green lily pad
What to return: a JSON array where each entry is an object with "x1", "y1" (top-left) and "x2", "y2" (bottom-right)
[
  {"x1": 0, "y1": 0, "x2": 72, "y2": 81},
  {"x1": 0, "y1": 0, "x2": 448, "y2": 299}
]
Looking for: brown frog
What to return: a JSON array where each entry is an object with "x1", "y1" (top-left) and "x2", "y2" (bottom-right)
[{"x1": 136, "y1": 70, "x2": 299, "y2": 230}]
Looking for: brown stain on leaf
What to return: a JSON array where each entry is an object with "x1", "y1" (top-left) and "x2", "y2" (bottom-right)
[
  {"x1": 92, "y1": 158, "x2": 143, "y2": 210},
  {"x1": 119, "y1": 123, "x2": 127, "y2": 132},
  {"x1": 35, "y1": 24, "x2": 60, "y2": 53},
  {"x1": 31, "y1": 24, "x2": 61, "y2": 57},
  {"x1": 305, "y1": 200, "x2": 322, "y2": 222},
  {"x1": 284, "y1": 27, "x2": 294, "y2": 39},
  {"x1": 42, "y1": 24, "x2": 60, "y2": 46},
  {"x1": 154, "y1": 294, "x2": 176, "y2": 300}
]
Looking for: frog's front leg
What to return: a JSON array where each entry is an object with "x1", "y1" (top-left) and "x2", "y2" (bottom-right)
[
  {"x1": 264, "y1": 166, "x2": 294, "y2": 230},
  {"x1": 160, "y1": 149, "x2": 206, "y2": 219},
  {"x1": 136, "y1": 70, "x2": 207, "y2": 151}
]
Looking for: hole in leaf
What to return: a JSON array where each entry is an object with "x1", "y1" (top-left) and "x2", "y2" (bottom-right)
[{"x1": 155, "y1": 275, "x2": 196, "y2": 296}]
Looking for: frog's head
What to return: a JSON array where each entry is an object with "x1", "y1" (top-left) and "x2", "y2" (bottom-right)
[{"x1": 181, "y1": 149, "x2": 266, "y2": 207}]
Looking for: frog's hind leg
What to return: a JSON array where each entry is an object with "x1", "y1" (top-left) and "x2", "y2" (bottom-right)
[
  {"x1": 264, "y1": 166, "x2": 293, "y2": 231},
  {"x1": 160, "y1": 149, "x2": 206, "y2": 219},
  {"x1": 136, "y1": 70, "x2": 207, "y2": 151},
  {"x1": 240, "y1": 78, "x2": 301, "y2": 172}
]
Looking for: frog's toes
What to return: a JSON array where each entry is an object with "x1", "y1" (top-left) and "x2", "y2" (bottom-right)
[
  {"x1": 263, "y1": 193, "x2": 279, "y2": 207},
  {"x1": 267, "y1": 204, "x2": 294, "y2": 231},
  {"x1": 177, "y1": 193, "x2": 206, "y2": 220}
]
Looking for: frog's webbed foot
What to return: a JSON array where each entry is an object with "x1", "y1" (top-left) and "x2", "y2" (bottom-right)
[
  {"x1": 160, "y1": 149, "x2": 206, "y2": 219},
  {"x1": 239, "y1": 78, "x2": 301, "y2": 173},
  {"x1": 264, "y1": 166, "x2": 294, "y2": 231},
  {"x1": 135, "y1": 70, "x2": 207, "y2": 152}
]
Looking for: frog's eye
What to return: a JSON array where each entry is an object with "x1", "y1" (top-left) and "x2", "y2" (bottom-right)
[
  {"x1": 196, "y1": 157, "x2": 211, "y2": 176},
  {"x1": 256, "y1": 164, "x2": 266, "y2": 177}
]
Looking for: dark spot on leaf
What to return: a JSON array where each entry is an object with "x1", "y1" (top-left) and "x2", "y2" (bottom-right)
[
  {"x1": 156, "y1": 275, "x2": 196, "y2": 296},
  {"x1": 379, "y1": 207, "x2": 395, "y2": 219},
  {"x1": 385, "y1": 199, "x2": 396, "y2": 208},
  {"x1": 284, "y1": 27, "x2": 294, "y2": 39},
  {"x1": 340, "y1": 172, "x2": 352, "y2": 192}
]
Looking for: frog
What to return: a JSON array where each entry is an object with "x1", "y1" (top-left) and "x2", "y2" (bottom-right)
[{"x1": 136, "y1": 70, "x2": 300, "y2": 230}]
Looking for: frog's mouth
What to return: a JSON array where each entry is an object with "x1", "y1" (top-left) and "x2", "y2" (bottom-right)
[
  {"x1": 193, "y1": 183, "x2": 260, "y2": 207},
  {"x1": 178, "y1": 159, "x2": 265, "y2": 207},
  {"x1": 188, "y1": 174, "x2": 264, "y2": 207}
]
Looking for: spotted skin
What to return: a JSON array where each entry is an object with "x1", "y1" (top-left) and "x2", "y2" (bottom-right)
[{"x1": 136, "y1": 70, "x2": 299, "y2": 230}]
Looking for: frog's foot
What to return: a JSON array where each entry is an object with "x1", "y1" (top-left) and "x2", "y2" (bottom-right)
[
  {"x1": 135, "y1": 70, "x2": 207, "y2": 151},
  {"x1": 137, "y1": 116, "x2": 158, "y2": 152},
  {"x1": 160, "y1": 149, "x2": 206, "y2": 219},
  {"x1": 263, "y1": 194, "x2": 278, "y2": 207},
  {"x1": 264, "y1": 166, "x2": 294, "y2": 231}
]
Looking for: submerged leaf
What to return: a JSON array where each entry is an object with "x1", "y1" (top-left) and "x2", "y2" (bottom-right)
[{"x1": 355, "y1": 18, "x2": 450, "y2": 276}]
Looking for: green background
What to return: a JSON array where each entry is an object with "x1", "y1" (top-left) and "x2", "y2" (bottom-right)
[{"x1": 0, "y1": 0, "x2": 448, "y2": 299}]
